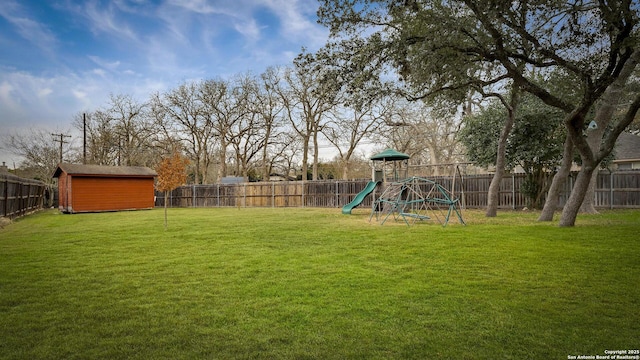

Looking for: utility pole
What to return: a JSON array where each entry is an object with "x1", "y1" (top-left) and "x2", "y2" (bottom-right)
[
  {"x1": 83, "y1": 113, "x2": 87, "y2": 164},
  {"x1": 51, "y1": 133, "x2": 71, "y2": 164}
]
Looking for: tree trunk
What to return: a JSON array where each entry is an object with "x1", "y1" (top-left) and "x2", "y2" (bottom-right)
[
  {"x1": 263, "y1": 160, "x2": 272, "y2": 182},
  {"x1": 578, "y1": 128, "x2": 603, "y2": 214},
  {"x1": 301, "y1": 135, "x2": 309, "y2": 181},
  {"x1": 526, "y1": 166, "x2": 550, "y2": 209},
  {"x1": 486, "y1": 93, "x2": 517, "y2": 217},
  {"x1": 579, "y1": 169, "x2": 600, "y2": 214},
  {"x1": 563, "y1": 50, "x2": 640, "y2": 223},
  {"x1": 428, "y1": 145, "x2": 440, "y2": 176},
  {"x1": 560, "y1": 164, "x2": 595, "y2": 227},
  {"x1": 193, "y1": 153, "x2": 200, "y2": 185},
  {"x1": 486, "y1": 169, "x2": 503, "y2": 217},
  {"x1": 201, "y1": 151, "x2": 211, "y2": 184},
  {"x1": 46, "y1": 184, "x2": 55, "y2": 208},
  {"x1": 262, "y1": 144, "x2": 270, "y2": 182},
  {"x1": 217, "y1": 141, "x2": 228, "y2": 182},
  {"x1": 164, "y1": 191, "x2": 168, "y2": 230},
  {"x1": 312, "y1": 126, "x2": 319, "y2": 180},
  {"x1": 235, "y1": 155, "x2": 242, "y2": 178},
  {"x1": 579, "y1": 51, "x2": 639, "y2": 213},
  {"x1": 539, "y1": 135, "x2": 573, "y2": 221},
  {"x1": 342, "y1": 159, "x2": 349, "y2": 180}
]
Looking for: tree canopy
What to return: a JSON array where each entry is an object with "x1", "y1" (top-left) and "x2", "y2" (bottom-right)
[
  {"x1": 459, "y1": 95, "x2": 566, "y2": 208},
  {"x1": 155, "y1": 152, "x2": 190, "y2": 229},
  {"x1": 315, "y1": 0, "x2": 640, "y2": 226}
]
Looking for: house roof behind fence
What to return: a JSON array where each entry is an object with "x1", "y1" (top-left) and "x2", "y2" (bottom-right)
[
  {"x1": 1, "y1": 171, "x2": 46, "y2": 185},
  {"x1": 614, "y1": 132, "x2": 640, "y2": 162},
  {"x1": 52, "y1": 163, "x2": 157, "y2": 178}
]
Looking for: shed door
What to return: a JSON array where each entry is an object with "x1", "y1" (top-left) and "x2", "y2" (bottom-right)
[{"x1": 72, "y1": 177, "x2": 154, "y2": 212}]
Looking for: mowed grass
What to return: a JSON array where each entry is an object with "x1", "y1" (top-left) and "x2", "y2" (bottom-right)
[{"x1": 0, "y1": 208, "x2": 638, "y2": 359}]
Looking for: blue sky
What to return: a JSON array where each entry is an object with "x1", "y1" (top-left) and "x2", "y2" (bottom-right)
[{"x1": 0, "y1": 0, "x2": 329, "y2": 167}]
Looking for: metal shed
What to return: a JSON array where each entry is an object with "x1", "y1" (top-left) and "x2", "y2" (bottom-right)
[{"x1": 53, "y1": 163, "x2": 157, "y2": 213}]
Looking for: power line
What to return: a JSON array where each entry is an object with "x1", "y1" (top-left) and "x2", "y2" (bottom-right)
[{"x1": 51, "y1": 133, "x2": 72, "y2": 164}]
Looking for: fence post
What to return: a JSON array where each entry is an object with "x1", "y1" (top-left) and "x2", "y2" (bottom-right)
[
  {"x1": 192, "y1": 184, "x2": 196, "y2": 208},
  {"x1": 26, "y1": 183, "x2": 31, "y2": 213},
  {"x1": 17, "y1": 181, "x2": 23, "y2": 217},
  {"x1": 336, "y1": 181, "x2": 339, "y2": 208},
  {"x1": 512, "y1": 174, "x2": 516, "y2": 210},
  {"x1": 610, "y1": 172, "x2": 614, "y2": 210},
  {"x1": 272, "y1": 182, "x2": 275, "y2": 208},
  {"x1": 3, "y1": 177, "x2": 8, "y2": 217}
]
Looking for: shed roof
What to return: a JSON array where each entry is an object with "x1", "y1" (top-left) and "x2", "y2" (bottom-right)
[
  {"x1": 370, "y1": 148, "x2": 411, "y2": 161},
  {"x1": 53, "y1": 163, "x2": 157, "y2": 178}
]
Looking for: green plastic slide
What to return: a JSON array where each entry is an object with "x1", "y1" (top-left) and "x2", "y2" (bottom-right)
[{"x1": 342, "y1": 181, "x2": 379, "y2": 214}]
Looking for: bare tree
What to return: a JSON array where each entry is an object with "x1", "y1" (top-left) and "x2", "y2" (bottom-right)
[
  {"x1": 2, "y1": 129, "x2": 70, "y2": 206},
  {"x1": 252, "y1": 67, "x2": 287, "y2": 181},
  {"x1": 199, "y1": 77, "x2": 252, "y2": 182},
  {"x1": 323, "y1": 97, "x2": 388, "y2": 179},
  {"x1": 382, "y1": 98, "x2": 465, "y2": 173},
  {"x1": 272, "y1": 132, "x2": 304, "y2": 179},
  {"x1": 73, "y1": 110, "x2": 117, "y2": 165},
  {"x1": 153, "y1": 82, "x2": 214, "y2": 184},
  {"x1": 281, "y1": 56, "x2": 340, "y2": 180},
  {"x1": 107, "y1": 94, "x2": 154, "y2": 166},
  {"x1": 146, "y1": 93, "x2": 183, "y2": 157},
  {"x1": 226, "y1": 73, "x2": 293, "y2": 181},
  {"x1": 74, "y1": 94, "x2": 156, "y2": 167}
]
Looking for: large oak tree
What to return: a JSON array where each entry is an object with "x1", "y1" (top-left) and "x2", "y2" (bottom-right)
[{"x1": 316, "y1": 0, "x2": 640, "y2": 226}]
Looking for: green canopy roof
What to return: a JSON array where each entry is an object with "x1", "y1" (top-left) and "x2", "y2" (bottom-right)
[{"x1": 370, "y1": 149, "x2": 410, "y2": 161}]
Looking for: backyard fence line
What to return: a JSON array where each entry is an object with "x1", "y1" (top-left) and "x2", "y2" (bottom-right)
[
  {"x1": 0, "y1": 172, "x2": 46, "y2": 219},
  {"x1": 155, "y1": 171, "x2": 640, "y2": 210}
]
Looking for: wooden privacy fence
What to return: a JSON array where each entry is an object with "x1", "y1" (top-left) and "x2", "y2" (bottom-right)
[
  {"x1": 156, "y1": 181, "x2": 372, "y2": 208},
  {"x1": 0, "y1": 172, "x2": 46, "y2": 219},
  {"x1": 156, "y1": 171, "x2": 640, "y2": 210}
]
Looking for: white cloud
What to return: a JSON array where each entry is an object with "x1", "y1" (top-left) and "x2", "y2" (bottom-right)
[
  {"x1": 0, "y1": 80, "x2": 23, "y2": 119},
  {"x1": 67, "y1": 0, "x2": 140, "y2": 43},
  {"x1": 0, "y1": 0, "x2": 58, "y2": 55},
  {"x1": 234, "y1": 18, "x2": 262, "y2": 42},
  {"x1": 38, "y1": 88, "x2": 53, "y2": 97},
  {"x1": 263, "y1": 0, "x2": 328, "y2": 46},
  {"x1": 72, "y1": 89, "x2": 89, "y2": 102},
  {"x1": 0, "y1": 71, "x2": 79, "y2": 129},
  {"x1": 0, "y1": 0, "x2": 332, "y2": 167},
  {"x1": 154, "y1": 0, "x2": 328, "y2": 76},
  {"x1": 88, "y1": 56, "x2": 122, "y2": 71},
  {"x1": 166, "y1": 0, "x2": 220, "y2": 15}
]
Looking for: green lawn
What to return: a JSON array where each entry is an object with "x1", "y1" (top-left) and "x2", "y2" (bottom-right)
[{"x1": 1, "y1": 208, "x2": 638, "y2": 359}]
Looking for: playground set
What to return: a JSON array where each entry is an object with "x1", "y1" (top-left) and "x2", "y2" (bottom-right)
[{"x1": 342, "y1": 149, "x2": 465, "y2": 226}]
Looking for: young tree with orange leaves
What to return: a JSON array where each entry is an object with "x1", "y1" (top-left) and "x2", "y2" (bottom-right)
[{"x1": 155, "y1": 153, "x2": 189, "y2": 229}]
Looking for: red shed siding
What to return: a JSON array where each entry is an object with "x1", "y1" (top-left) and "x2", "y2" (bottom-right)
[
  {"x1": 70, "y1": 176, "x2": 155, "y2": 212},
  {"x1": 58, "y1": 172, "x2": 70, "y2": 212},
  {"x1": 53, "y1": 164, "x2": 157, "y2": 213}
]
